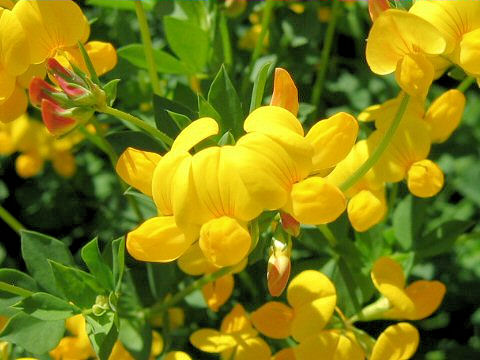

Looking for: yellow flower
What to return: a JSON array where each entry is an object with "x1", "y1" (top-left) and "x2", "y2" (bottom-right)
[
  {"x1": 190, "y1": 304, "x2": 271, "y2": 360},
  {"x1": 371, "y1": 256, "x2": 446, "y2": 320},
  {"x1": 370, "y1": 322, "x2": 419, "y2": 360},
  {"x1": 410, "y1": 0, "x2": 480, "y2": 77},
  {"x1": 366, "y1": 9, "x2": 446, "y2": 96},
  {"x1": 294, "y1": 330, "x2": 364, "y2": 360},
  {"x1": 251, "y1": 270, "x2": 337, "y2": 342}
]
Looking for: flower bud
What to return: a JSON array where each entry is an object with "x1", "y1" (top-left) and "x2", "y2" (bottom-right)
[
  {"x1": 267, "y1": 239, "x2": 291, "y2": 297},
  {"x1": 407, "y1": 160, "x2": 444, "y2": 198},
  {"x1": 46, "y1": 58, "x2": 86, "y2": 87},
  {"x1": 29, "y1": 77, "x2": 62, "y2": 107},
  {"x1": 41, "y1": 99, "x2": 93, "y2": 136},
  {"x1": 280, "y1": 212, "x2": 300, "y2": 237},
  {"x1": 368, "y1": 0, "x2": 390, "y2": 22}
]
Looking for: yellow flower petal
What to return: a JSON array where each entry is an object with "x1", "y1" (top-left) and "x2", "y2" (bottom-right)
[
  {"x1": 250, "y1": 302, "x2": 294, "y2": 339},
  {"x1": 244, "y1": 105, "x2": 304, "y2": 137},
  {"x1": 395, "y1": 53, "x2": 434, "y2": 99},
  {"x1": 286, "y1": 177, "x2": 346, "y2": 225},
  {"x1": 164, "y1": 351, "x2": 192, "y2": 360},
  {"x1": 0, "y1": 0, "x2": 14, "y2": 10},
  {"x1": 126, "y1": 216, "x2": 193, "y2": 262},
  {"x1": 371, "y1": 323, "x2": 419, "y2": 360},
  {"x1": 403, "y1": 280, "x2": 446, "y2": 320},
  {"x1": 17, "y1": 63, "x2": 46, "y2": 89},
  {"x1": 171, "y1": 117, "x2": 219, "y2": 153},
  {"x1": 202, "y1": 274, "x2": 234, "y2": 312},
  {"x1": 0, "y1": 69, "x2": 16, "y2": 103},
  {"x1": 270, "y1": 68, "x2": 299, "y2": 116},
  {"x1": 294, "y1": 331, "x2": 364, "y2": 360},
  {"x1": 52, "y1": 151, "x2": 76, "y2": 178},
  {"x1": 64, "y1": 41, "x2": 118, "y2": 76},
  {"x1": 13, "y1": 0, "x2": 89, "y2": 64},
  {"x1": 287, "y1": 270, "x2": 336, "y2": 310},
  {"x1": 306, "y1": 112, "x2": 358, "y2": 173},
  {"x1": 425, "y1": 89, "x2": 465, "y2": 143},
  {"x1": 272, "y1": 348, "x2": 296, "y2": 360},
  {"x1": 291, "y1": 297, "x2": 338, "y2": 342},
  {"x1": 407, "y1": 160, "x2": 444, "y2": 198},
  {"x1": 199, "y1": 216, "x2": 251, "y2": 267},
  {"x1": 371, "y1": 257, "x2": 414, "y2": 315},
  {"x1": 226, "y1": 336, "x2": 271, "y2": 360},
  {"x1": 0, "y1": 85, "x2": 27, "y2": 123},
  {"x1": 0, "y1": 8, "x2": 30, "y2": 76},
  {"x1": 366, "y1": 10, "x2": 446, "y2": 75},
  {"x1": 347, "y1": 189, "x2": 387, "y2": 232},
  {"x1": 177, "y1": 242, "x2": 219, "y2": 275},
  {"x1": 116, "y1": 147, "x2": 161, "y2": 197},
  {"x1": 190, "y1": 329, "x2": 236, "y2": 353},
  {"x1": 220, "y1": 304, "x2": 254, "y2": 335}
]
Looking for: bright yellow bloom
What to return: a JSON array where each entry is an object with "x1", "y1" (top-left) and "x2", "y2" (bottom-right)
[
  {"x1": 251, "y1": 270, "x2": 337, "y2": 342},
  {"x1": 272, "y1": 348, "x2": 296, "y2": 360},
  {"x1": 371, "y1": 256, "x2": 446, "y2": 320},
  {"x1": 190, "y1": 304, "x2": 271, "y2": 360},
  {"x1": 370, "y1": 323, "x2": 419, "y2": 360},
  {"x1": 406, "y1": 159, "x2": 444, "y2": 198},
  {"x1": 294, "y1": 331, "x2": 364, "y2": 360},
  {"x1": 164, "y1": 351, "x2": 192, "y2": 360}
]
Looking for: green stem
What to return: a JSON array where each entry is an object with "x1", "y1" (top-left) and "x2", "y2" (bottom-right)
[
  {"x1": 134, "y1": 0, "x2": 163, "y2": 96},
  {"x1": 0, "y1": 205, "x2": 25, "y2": 234},
  {"x1": 310, "y1": 0, "x2": 342, "y2": 119},
  {"x1": 241, "y1": 0, "x2": 275, "y2": 96},
  {"x1": 219, "y1": 12, "x2": 233, "y2": 69},
  {"x1": 0, "y1": 281, "x2": 33, "y2": 297},
  {"x1": 147, "y1": 266, "x2": 233, "y2": 317},
  {"x1": 318, "y1": 224, "x2": 337, "y2": 248},
  {"x1": 349, "y1": 297, "x2": 390, "y2": 323},
  {"x1": 457, "y1": 76, "x2": 475, "y2": 93},
  {"x1": 340, "y1": 94, "x2": 411, "y2": 192},
  {"x1": 102, "y1": 106, "x2": 173, "y2": 148}
]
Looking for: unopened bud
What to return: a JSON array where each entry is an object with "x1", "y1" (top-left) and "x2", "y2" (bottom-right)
[
  {"x1": 41, "y1": 99, "x2": 94, "y2": 136},
  {"x1": 267, "y1": 239, "x2": 291, "y2": 297},
  {"x1": 29, "y1": 77, "x2": 62, "y2": 107},
  {"x1": 280, "y1": 212, "x2": 300, "y2": 237},
  {"x1": 46, "y1": 58, "x2": 86, "y2": 87},
  {"x1": 368, "y1": 0, "x2": 390, "y2": 22}
]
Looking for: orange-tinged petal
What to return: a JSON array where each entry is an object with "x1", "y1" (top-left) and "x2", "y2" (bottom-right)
[
  {"x1": 407, "y1": 160, "x2": 444, "y2": 198},
  {"x1": 294, "y1": 331, "x2": 364, "y2": 360},
  {"x1": 190, "y1": 329, "x2": 236, "y2": 353},
  {"x1": 366, "y1": 10, "x2": 446, "y2": 75},
  {"x1": 126, "y1": 216, "x2": 193, "y2": 262},
  {"x1": 287, "y1": 270, "x2": 336, "y2": 309},
  {"x1": 272, "y1": 348, "x2": 296, "y2": 360},
  {"x1": 250, "y1": 302, "x2": 294, "y2": 339},
  {"x1": 270, "y1": 68, "x2": 299, "y2": 116},
  {"x1": 116, "y1": 147, "x2": 162, "y2": 197},
  {"x1": 424, "y1": 89, "x2": 465, "y2": 143},
  {"x1": 368, "y1": 0, "x2": 390, "y2": 22},
  {"x1": 202, "y1": 274, "x2": 234, "y2": 312},
  {"x1": 305, "y1": 112, "x2": 358, "y2": 172},
  {"x1": 171, "y1": 117, "x2": 218, "y2": 153},
  {"x1": 286, "y1": 177, "x2": 346, "y2": 225},
  {"x1": 199, "y1": 216, "x2": 251, "y2": 267},
  {"x1": 403, "y1": 280, "x2": 446, "y2": 320},
  {"x1": 371, "y1": 323, "x2": 419, "y2": 360},
  {"x1": 267, "y1": 249, "x2": 291, "y2": 297},
  {"x1": 13, "y1": 0, "x2": 89, "y2": 64}
]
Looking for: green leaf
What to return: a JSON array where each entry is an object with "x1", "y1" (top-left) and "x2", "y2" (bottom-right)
[
  {"x1": 208, "y1": 66, "x2": 244, "y2": 136},
  {"x1": 249, "y1": 61, "x2": 274, "y2": 113},
  {"x1": 49, "y1": 261, "x2": 102, "y2": 309},
  {"x1": 416, "y1": 220, "x2": 473, "y2": 260},
  {"x1": 86, "y1": 312, "x2": 118, "y2": 360},
  {"x1": 146, "y1": 263, "x2": 178, "y2": 300},
  {"x1": 117, "y1": 44, "x2": 188, "y2": 74},
  {"x1": 0, "y1": 312, "x2": 65, "y2": 354},
  {"x1": 167, "y1": 111, "x2": 192, "y2": 132},
  {"x1": 0, "y1": 270, "x2": 38, "y2": 316},
  {"x1": 21, "y1": 230, "x2": 74, "y2": 297},
  {"x1": 82, "y1": 238, "x2": 115, "y2": 291},
  {"x1": 163, "y1": 17, "x2": 209, "y2": 73},
  {"x1": 198, "y1": 95, "x2": 221, "y2": 121},
  {"x1": 393, "y1": 195, "x2": 428, "y2": 251},
  {"x1": 119, "y1": 318, "x2": 152, "y2": 360},
  {"x1": 217, "y1": 131, "x2": 236, "y2": 146},
  {"x1": 112, "y1": 237, "x2": 126, "y2": 292},
  {"x1": 103, "y1": 79, "x2": 121, "y2": 106},
  {"x1": 106, "y1": 130, "x2": 166, "y2": 155},
  {"x1": 153, "y1": 95, "x2": 195, "y2": 138},
  {"x1": 13, "y1": 292, "x2": 77, "y2": 321},
  {"x1": 86, "y1": 0, "x2": 156, "y2": 11},
  {"x1": 177, "y1": 0, "x2": 209, "y2": 30}
]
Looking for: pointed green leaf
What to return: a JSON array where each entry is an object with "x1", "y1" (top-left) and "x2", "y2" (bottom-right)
[
  {"x1": 82, "y1": 238, "x2": 115, "y2": 291},
  {"x1": 112, "y1": 237, "x2": 126, "y2": 292},
  {"x1": 0, "y1": 270, "x2": 38, "y2": 316},
  {"x1": 119, "y1": 318, "x2": 152, "y2": 360},
  {"x1": 86, "y1": 312, "x2": 118, "y2": 360},
  {"x1": 13, "y1": 292, "x2": 78, "y2": 321},
  {"x1": 249, "y1": 61, "x2": 274, "y2": 112}
]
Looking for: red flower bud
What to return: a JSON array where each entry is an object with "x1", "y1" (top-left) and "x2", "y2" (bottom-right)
[
  {"x1": 280, "y1": 212, "x2": 300, "y2": 237},
  {"x1": 41, "y1": 99, "x2": 77, "y2": 136},
  {"x1": 56, "y1": 75, "x2": 88, "y2": 98},
  {"x1": 29, "y1": 77, "x2": 60, "y2": 107}
]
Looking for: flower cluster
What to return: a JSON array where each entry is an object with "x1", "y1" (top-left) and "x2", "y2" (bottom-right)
[
  {"x1": 191, "y1": 256, "x2": 445, "y2": 360},
  {"x1": 0, "y1": 0, "x2": 116, "y2": 124}
]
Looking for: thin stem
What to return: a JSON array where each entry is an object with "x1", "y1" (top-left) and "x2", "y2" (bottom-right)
[
  {"x1": 0, "y1": 205, "x2": 25, "y2": 234},
  {"x1": 335, "y1": 306, "x2": 353, "y2": 331},
  {"x1": 318, "y1": 224, "x2": 337, "y2": 248},
  {"x1": 147, "y1": 266, "x2": 233, "y2": 317},
  {"x1": 0, "y1": 281, "x2": 33, "y2": 297},
  {"x1": 102, "y1": 106, "x2": 173, "y2": 148},
  {"x1": 134, "y1": 0, "x2": 163, "y2": 96},
  {"x1": 219, "y1": 12, "x2": 233, "y2": 69},
  {"x1": 340, "y1": 94, "x2": 411, "y2": 192},
  {"x1": 349, "y1": 297, "x2": 390, "y2": 323},
  {"x1": 310, "y1": 0, "x2": 342, "y2": 119},
  {"x1": 241, "y1": 0, "x2": 275, "y2": 96},
  {"x1": 457, "y1": 76, "x2": 475, "y2": 93}
]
